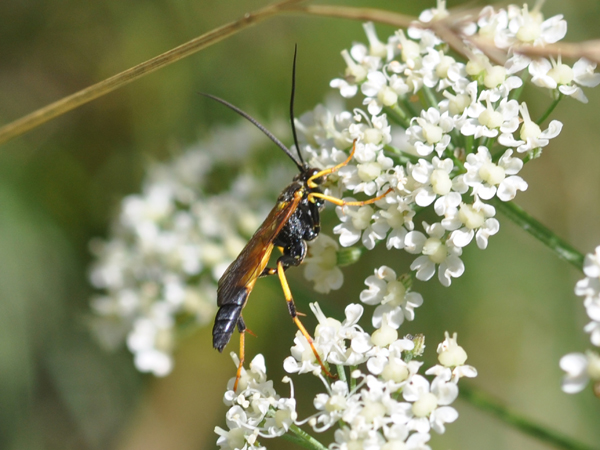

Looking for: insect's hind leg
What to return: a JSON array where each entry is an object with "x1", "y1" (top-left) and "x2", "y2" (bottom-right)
[
  {"x1": 276, "y1": 256, "x2": 335, "y2": 379},
  {"x1": 259, "y1": 267, "x2": 277, "y2": 278},
  {"x1": 233, "y1": 316, "x2": 246, "y2": 392}
]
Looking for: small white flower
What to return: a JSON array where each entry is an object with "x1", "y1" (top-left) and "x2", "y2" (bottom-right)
[
  {"x1": 407, "y1": 108, "x2": 454, "y2": 157},
  {"x1": 311, "y1": 380, "x2": 357, "y2": 431},
  {"x1": 362, "y1": 22, "x2": 398, "y2": 62},
  {"x1": 330, "y1": 42, "x2": 382, "y2": 98},
  {"x1": 463, "y1": 147, "x2": 528, "y2": 201},
  {"x1": 421, "y1": 49, "x2": 467, "y2": 91},
  {"x1": 367, "y1": 339, "x2": 421, "y2": 387},
  {"x1": 408, "y1": 157, "x2": 466, "y2": 213},
  {"x1": 373, "y1": 193, "x2": 415, "y2": 250},
  {"x1": 499, "y1": 4, "x2": 567, "y2": 74},
  {"x1": 498, "y1": 102, "x2": 562, "y2": 153},
  {"x1": 405, "y1": 222, "x2": 465, "y2": 286},
  {"x1": 295, "y1": 103, "x2": 352, "y2": 151},
  {"x1": 560, "y1": 351, "x2": 600, "y2": 394},
  {"x1": 402, "y1": 374, "x2": 459, "y2": 434},
  {"x1": 445, "y1": 199, "x2": 499, "y2": 249},
  {"x1": 426, "y1": 332, "x2": 478, "y2": 380},
  {"x1": 218, "y1": 354, "x2": 297, "y2": 448},
  {"x1": 460, "y1": 97, "x2": 520, "y2": 139},
  {"x1": 127, "y1": 313, "x2": 175, "y2": 376},
  {"x1": 575, "y1": 246, "x2": 600, "y2": 300},
  {"x1": 531, "y1": 57, "x2": 600, "y2": 103},
  {"x1": 284, "y1": 303, "x2": 370, "y2": 373},
  {"x1": 361, "y1": 70, "x2": 409, "y2": 115},
  {"x1": 360, "y1": 266, "x2": 424, "y2": 329},
  {"x1": 418, "y1": 0, "x2": 449, "y2": 24},
  {"x1": 334, "y1": 199, "x2": 388, "y2": 250},
  {"x1": 304, "y1": 234, "x2": 344, "y2": 294},
  {"x1": 341, "y1": 150, "x2": 395, "y2": 196},
  {"x1": 396, "y1": 29, "x2": 426, "y2": 70}
]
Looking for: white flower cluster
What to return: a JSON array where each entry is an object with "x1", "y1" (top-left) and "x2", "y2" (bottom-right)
[
  {"x1": 560, "y1": 246, "x2": 600, "y2": 396},
  {"x1": 297, "y1": 1, "x2": 600, "y2": 296},
  {"x1": 88, "y1": 121, "x2": 279, "y2": 376},
  {"x1": 215, "y1": 354, "x2": 297, "y2": 450},
  {"x1": 217, "y1": 300, "x2": 476, "y2": 450}
]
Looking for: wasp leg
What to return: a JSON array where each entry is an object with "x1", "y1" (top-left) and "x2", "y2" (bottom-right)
[
  {"x1": 276, "y1": 256, "x2": 335, "y2": 379},
  {"x1": 308, "y1": 187, "x2": 393, "y2": 207},
  {"x1": 259, "y1": 267, "x2": 277, "y2": 278},
  {"x1": 233, "y1": 315, "x2": 246, "y2": 392},
  {"x1": 307, "y1": 139, "x2": 358, "y2": 188}
]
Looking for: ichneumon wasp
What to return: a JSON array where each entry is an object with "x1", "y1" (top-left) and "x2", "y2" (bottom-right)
[{"x1": 204, "y1": 47, "x2": 392, "y2": 391}]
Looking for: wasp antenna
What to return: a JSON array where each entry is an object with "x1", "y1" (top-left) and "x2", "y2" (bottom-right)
[
  {"x1": 200, "y1": 93, "x2": 303, "y2": 170},
  {"x1": 289, "y1": 44, "x2": 305, "y2": 171}
]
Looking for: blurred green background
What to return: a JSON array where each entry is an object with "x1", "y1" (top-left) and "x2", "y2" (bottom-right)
[{"x1": 1, "y1": 1, "x2": 600, "y2": 449}]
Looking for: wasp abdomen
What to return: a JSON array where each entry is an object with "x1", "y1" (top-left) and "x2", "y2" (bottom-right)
[{"x1": 213, "y1": 288, "x2": 248, "y2": 352}]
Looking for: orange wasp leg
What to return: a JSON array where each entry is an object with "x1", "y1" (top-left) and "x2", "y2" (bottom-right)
[
  {"x1": 307, "y1": 139, "x2": 357, "y2": 189},
  {"x1": 308, "y1": 188, "x2": 394, "y2": 208},
  {"x1": 233, "y1": 324, "x2": 246, "y2": 392},
  {"x1": 277, "y1": 259, "x2": 335, "y2": 379}
]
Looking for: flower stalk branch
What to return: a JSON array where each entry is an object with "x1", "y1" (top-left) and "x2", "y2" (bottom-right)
[
  {"x1": 6, "y1": 2, "x2": 600, "y2": 146},
  {"x1": 0, "y1": 0, "x2": 308, "y2": 146},
  {"x1": 493, "y1": 199, "x2": 584, "y2": 271},
  {"x1": 283, "y1": 424, "x2": 328, "y2": 450},
  {"x1": 460, "y1": 385, "x2": 595, "y2": 450}
]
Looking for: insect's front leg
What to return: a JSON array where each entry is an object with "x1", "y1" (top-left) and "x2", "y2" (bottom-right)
[
  {"x1": 306, "y1": 139, "x2": 357, "y2": 188},
  {"x1": 308, "y1": 187, "x2": 393, "y2": 208}
]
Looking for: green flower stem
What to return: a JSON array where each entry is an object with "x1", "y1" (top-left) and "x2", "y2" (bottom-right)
[
  {"x1": 460, "y1": 385, "x2": 595, "y2": 450},
  {"x1": 283, "y1": 424, "x2": 328, "y2": 450},
  {"x1": 384, "y1": 144, "x2": 420, "y2": 164},
  {"x1": 350, "y1": 365, "x2": 358, "y2": 391},
  {"x1": 451, "y1": 154, "x2": 465, "y2": 172},
  {"x1": 464, "y1": 134, "x2": 474, "y2": 154},
  {"x1": 336, "y1": 364, "x2": 347, "y2": 383},
  {"x1": 509, "y1": 71, "x2": 528, "y2": 101},
  {"x1": 537, "y1": 94, "x2": 563, "y2": 125},
  {"x1": 401, "y1": 97, "x2": 419, "y2": 118},
  {"x1": 493, "y1": 199, "x2": 584, "y2": 271},
  {"x1": 387, "y1": 105, "x2": 411, "y2": 129},
  {"x1": 421, "y1": 86, "x2": 439, "y2": 109}
]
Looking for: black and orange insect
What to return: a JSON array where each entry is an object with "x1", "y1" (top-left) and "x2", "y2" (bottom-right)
[{"x1": 205, "y1": 48, "x2": 391, "y2": 391}]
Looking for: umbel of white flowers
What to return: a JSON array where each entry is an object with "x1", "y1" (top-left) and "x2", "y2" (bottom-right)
[
  {"x1": 561, "y1": 246, "x2": 600, "y2": 397},
  {"x1": 87, "y1": 1, "x2": 600, "y2": 447},
  {"x1": 213, "y1": 0, "x2": 600, "y2": 448}
]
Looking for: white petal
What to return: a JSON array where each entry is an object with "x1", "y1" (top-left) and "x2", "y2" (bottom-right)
[
  {"x1": 497, "y1": 176, "x2": 528, "y2": 201},
  {"x1": 450, "y1": 228, "x2": 474, "y2": 248},
  {"x1": 412, "y1": 256, "x2": 436, "y2": 281}
]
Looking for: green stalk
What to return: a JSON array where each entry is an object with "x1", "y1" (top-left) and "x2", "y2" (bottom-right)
[
  {"x1": 493, "y1": 200, "x2": 584, "y2": 271},
  {"x1": 386, "y1": 105, "x2": 411, "y2": 129},
  {"x1": 421, "y1": 86, "x2": 439, "y2": 109},
  {"x1": 350, "y1": 365, "x2": 358, "y2": 391},
  {"x1": 282, "y1": 424, "x2": 328, "y2": 450},
  {"x1": 401, "y1": 97, "x2": 419, "y2": 118},
  {"x1": 336, "y1": 364, "x2": 347, "y2": 383},
  {"x1": 509, "y1": 71, "x2": 528, "y2": 101},
  {"x1": 383, "y1": 144, "x2": 420, "y2": 164},
  {"x1": 460, "y1": 385, "x2": 596, "y2": 450},
  {"x1": 537, "y1": 94, "x2": 563, "y2": 125}
]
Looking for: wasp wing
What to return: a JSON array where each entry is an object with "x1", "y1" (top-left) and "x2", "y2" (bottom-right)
[{"x1": 213, "y1": 186, "x2": 303, "y2": 351}]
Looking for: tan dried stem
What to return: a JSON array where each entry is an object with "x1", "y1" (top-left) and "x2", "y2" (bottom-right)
[
  {"x1": 2, "y1": 1, "x2": 600, "y2": 146},
  {"x1": 0, "y1": 0, "x2": 306, "y2": 146}
]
